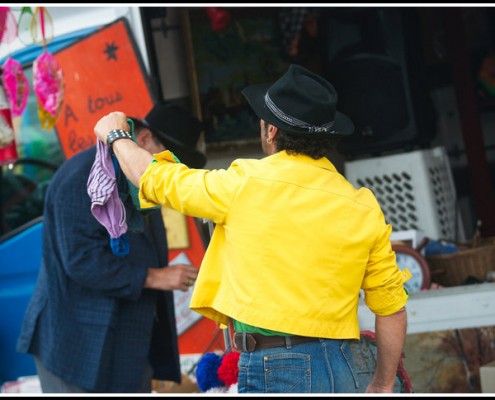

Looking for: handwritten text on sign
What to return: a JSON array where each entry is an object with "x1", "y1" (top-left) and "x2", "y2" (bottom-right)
[{"x1": 54, "y1": 18, "x2": 154, "y2": 159}]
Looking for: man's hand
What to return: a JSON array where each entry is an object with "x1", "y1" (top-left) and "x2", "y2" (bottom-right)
[
  {"x1": 365, "y1": 378, "x2": 396, "y2": 393},
  {"x1": 94, "y1": 111, "x2": 129, "y2": 143},
  {"x1": 94, "y1": 111, "x2": 154, "y2": 187},
  {"x1": 145, "y1": 263, "x2": 199, "y2": 292}
]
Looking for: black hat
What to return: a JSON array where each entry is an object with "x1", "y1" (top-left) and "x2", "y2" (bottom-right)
[
  {"x1": 241, "y1": 64, "x2": 354, "y2": 136},
  {"x1": 133, "y1": 102, "x2": 207, "y2": 168}
]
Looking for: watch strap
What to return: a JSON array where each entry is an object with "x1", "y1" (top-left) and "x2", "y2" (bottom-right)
[{"x1": 106, "y1": 129, "x2": 133, "y2": 147}]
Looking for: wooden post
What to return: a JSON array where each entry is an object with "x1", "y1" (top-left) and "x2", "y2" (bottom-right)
[{"x1": 444, "y1": 9, "x2": 495, "y2": 237}]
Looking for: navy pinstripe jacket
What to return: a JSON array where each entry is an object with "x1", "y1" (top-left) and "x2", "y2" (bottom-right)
[{"x1": 17, "y1": 146, "x2": 181, "y2": 392}]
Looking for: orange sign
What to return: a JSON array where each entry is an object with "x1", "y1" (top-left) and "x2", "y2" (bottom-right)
[
  {"x1": 168, "y1": 216, "x2": 227, "y2": 356},
  {"x1": 54, "y1": 18, "x2": 154, "y2": 159}
]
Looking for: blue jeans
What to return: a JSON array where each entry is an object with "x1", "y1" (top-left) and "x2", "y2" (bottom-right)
[{"x1": 237, "y1": 338, "x2": 360, "y2": 393}]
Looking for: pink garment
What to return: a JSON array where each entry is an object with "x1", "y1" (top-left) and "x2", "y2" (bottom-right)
[{"x1": 87, "y1": 139, "x2": 127, "y2": 239}]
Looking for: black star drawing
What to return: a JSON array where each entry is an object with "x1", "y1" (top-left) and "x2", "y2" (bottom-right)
[{"x1": 104, "y1": 41, "x2": 119, "y2": 61}]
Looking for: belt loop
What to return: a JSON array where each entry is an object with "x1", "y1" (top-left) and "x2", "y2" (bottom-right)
[
  {"x1": 241, "y1": 332, "x2": 248, "y2": 352},
  {"x1": 285, "y1": 336, "x2": 292, "y2": 349}
]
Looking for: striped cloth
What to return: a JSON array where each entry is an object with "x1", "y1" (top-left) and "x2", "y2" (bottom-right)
[{"x1": 87, "y1": 139, "x2": 129, "y2": 256}]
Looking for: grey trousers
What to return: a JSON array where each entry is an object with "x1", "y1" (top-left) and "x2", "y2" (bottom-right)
[
  {"x1": 34, "y1": 356, "x2": 88, "y2": 393},
  {"x1": 34, "y1": 356, "x2": 153, "y2": 393}
]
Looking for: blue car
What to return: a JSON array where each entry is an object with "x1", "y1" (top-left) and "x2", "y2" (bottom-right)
[{"x1": 0, "y1": 25, "x2": 96, "y2": 385}]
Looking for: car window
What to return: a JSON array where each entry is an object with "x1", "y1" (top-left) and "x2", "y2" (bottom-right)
[
  {"x1": 0, "y1": 25, "x2": 98, "y2": 239},
  {"x1": 1, "y1": 65, "x2": 63, "y2": 237}
]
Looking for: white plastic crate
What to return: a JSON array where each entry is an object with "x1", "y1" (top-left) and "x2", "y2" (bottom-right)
[{"x1": 344, "y1": 146, "x2": 464, "y2": 241}]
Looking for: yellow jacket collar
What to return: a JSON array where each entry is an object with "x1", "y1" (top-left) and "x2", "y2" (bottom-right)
[{"x1": 268, "y1": 150, "x2": 337, "y2": 172}]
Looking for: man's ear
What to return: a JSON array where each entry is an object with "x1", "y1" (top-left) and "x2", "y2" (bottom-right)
[
  {"x1": 136, "y1": 128, "x2": 153, "y2": 147},
  {"x1": 268, "y1": 124, "x2": 279, "y2": 141}
]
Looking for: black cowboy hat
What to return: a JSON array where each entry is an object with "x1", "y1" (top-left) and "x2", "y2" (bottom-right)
[
  {"x1": 132, "y1": 102, "x2": 207, "y2": 168},
  {"x1": 241, "y1": 64, "x2": 354, "y2": 136}
]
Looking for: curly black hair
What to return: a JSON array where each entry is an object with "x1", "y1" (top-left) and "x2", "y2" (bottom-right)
[{"x1": 272, "y1": 126, "x2": 341, "y2": 159}]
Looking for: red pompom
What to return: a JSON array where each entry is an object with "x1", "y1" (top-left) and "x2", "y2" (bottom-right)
[{"x1": 217, "y1": 351, "x2": 240, "y2": 386}]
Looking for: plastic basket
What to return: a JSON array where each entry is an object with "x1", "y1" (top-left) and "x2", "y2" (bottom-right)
[
  {"x1": 344, "y1": 147, "x2": 464, "y2": 241},
  {"x1": 426, "y1": 238, "x2": 495, "y2": 287}
]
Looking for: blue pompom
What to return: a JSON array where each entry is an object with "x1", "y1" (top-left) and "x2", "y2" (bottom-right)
[{"x1": 195, "y1": 352, "x2": 224, "y2": 392}]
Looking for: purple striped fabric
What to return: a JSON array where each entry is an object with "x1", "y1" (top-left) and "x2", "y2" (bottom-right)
[{"x1": 87, "y1": 140, "x2": 127, "y2": 239}]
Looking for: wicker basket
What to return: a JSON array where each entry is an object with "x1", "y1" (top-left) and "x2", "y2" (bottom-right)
[{"x1": 426, "y1": 237, "x2": 495, "y2": 287}]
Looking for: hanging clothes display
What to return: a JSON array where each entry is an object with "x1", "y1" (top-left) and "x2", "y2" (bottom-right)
[
  {"x1": 0, "y1": 79, "x2": 17, "y2": 165},
  {"x1": 2, "y1": 57, "x2": 30, "y2": 117},
  {"x1": 31, "y1": 7, "x2": 64, "y2": 130}
]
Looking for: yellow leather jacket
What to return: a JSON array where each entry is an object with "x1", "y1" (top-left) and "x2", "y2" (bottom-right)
[{"x1": 139, "y1": 150, "x2": 411, "y2": 339}]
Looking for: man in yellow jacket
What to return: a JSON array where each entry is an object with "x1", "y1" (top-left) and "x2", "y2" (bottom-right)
[{"x1": 94, "y1": 64, "x2": 411, "y2": 394}]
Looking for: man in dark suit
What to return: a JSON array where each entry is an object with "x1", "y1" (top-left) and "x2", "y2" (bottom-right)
[{"x1": 16, "y1": 103, "x2": 206, "y2": 393}]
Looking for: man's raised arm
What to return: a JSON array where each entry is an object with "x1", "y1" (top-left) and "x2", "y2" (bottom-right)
[{"x1": 94, "y1": 111, "x2": 154, "y2": 187}]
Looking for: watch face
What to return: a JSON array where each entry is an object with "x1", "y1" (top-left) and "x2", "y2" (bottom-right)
[{"x1": 395, "y1": 252, "x2": 424, "y2": 293}]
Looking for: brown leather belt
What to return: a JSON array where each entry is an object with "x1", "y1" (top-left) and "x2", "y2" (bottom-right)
[{"x1": 233, "y1": 332, "x2": 319, "y2": 352}]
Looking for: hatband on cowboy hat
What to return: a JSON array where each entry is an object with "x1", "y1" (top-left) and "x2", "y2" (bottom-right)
[
  {"x1": 241, "y1": 64, "x2": 354, "y2": 136},
  {"x1": 131, "y1": 102, "x2": 207, "y2": 168}
]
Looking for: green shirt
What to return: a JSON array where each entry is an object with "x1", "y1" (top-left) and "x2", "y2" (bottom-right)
[{"x1": 233, "y1": 320, "x2": 289, "y2": 336}]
